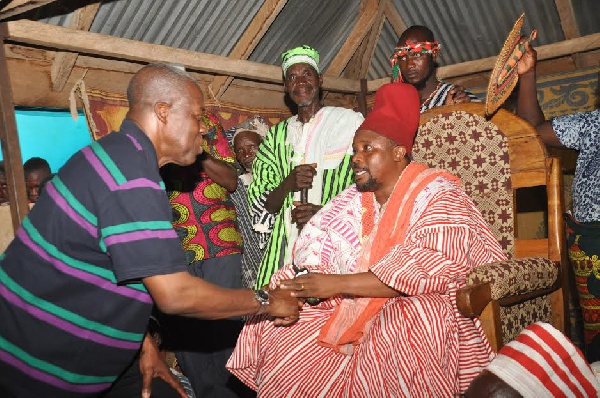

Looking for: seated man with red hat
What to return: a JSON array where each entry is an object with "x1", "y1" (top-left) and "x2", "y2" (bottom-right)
[{"x1": 226, "y1": 83, "x2": 504, "y2": 396}]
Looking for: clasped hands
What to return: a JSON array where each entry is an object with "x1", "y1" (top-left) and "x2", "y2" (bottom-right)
[{"x1": 269, "y1": 272, "x2": 338, "y2": 326}]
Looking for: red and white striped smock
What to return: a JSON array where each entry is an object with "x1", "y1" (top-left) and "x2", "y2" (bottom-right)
[{"x1": 227, "y1": 173, "x2": 505, "y2": 397}]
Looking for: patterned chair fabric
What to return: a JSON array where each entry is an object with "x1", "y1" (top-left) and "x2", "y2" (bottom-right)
[
  {"x1": 468, "y1": 257, "x2": 558, "y2": 344},
  {"x1": 413, "y1": 111, "x2": 514, "y2": 258},
  {"x1": 416, "y1": 109, "x2": 556, "y2": 346},
  {"x1": 467, "y1": 257, "x2": 558, "y2": 300},
  {"x1": 500, "y1": 296, "x2": 553, "y2": 343}
]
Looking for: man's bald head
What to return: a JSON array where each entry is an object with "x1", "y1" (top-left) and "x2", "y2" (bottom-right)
[
  {"x1": 397, "y1": 25, "x2": 435, "y2": 46},
  {"x1": 127, "y1": 63, "x2": 197, "y2": 113},
  {"x1": 125, "y1": 63, "x2": 207, "y2": 167}
]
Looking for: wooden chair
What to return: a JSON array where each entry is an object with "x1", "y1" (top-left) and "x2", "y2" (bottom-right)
[{"x1": 414, "y1": 103, "x2": 567, "y2": 351}]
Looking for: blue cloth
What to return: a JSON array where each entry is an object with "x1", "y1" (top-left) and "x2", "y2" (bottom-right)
[{"x1": 552, "y1": 109, "x2": 600, "y2": 222}]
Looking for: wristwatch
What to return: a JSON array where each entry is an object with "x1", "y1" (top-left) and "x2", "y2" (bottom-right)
[{"x1": 254, "y1": 289, "x2": 270, "y2": 310}]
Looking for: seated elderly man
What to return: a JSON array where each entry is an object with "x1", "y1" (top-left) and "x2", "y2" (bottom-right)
[{"x1": 226, "y1": 83, "x2": 505, "y2": 396}]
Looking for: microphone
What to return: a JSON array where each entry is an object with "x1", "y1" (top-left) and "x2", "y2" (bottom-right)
[{"x1": 300, "y1": 188, "x2": 308, "y2": 204}]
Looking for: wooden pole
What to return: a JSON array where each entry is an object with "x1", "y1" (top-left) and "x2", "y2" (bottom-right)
[
  {"x1": 0, "y1": 23, "x2": 28, "y2": 231},
  {"x1": 358, "y1": 78, "x2": 368, "y2": 117}
]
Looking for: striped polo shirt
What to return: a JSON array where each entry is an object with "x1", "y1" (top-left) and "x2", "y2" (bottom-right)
[{"x1": 0, "y1": 120, "x2": 188, "y2": 397}]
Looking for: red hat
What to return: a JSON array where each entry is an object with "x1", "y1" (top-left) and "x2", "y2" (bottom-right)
[{"x1": 358, "y1": 83, "x2": 420, "y2": 154}]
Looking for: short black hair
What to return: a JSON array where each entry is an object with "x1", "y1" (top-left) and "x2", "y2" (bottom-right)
[
  {"x1": 24, "y1": 157, "x2": 51, "y2": 174},
  {"x1": 397, "y1": 25, "x2": 435, "y2": 46}
]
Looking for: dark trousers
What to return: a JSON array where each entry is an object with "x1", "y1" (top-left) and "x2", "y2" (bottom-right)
[{"x1": 161, "y1": 254, "x2": 254, "y2": 398}]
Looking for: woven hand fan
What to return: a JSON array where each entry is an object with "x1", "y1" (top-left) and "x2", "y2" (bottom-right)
[{"x1": 486, "y1": 13, "x2": 537, "y2": 116}]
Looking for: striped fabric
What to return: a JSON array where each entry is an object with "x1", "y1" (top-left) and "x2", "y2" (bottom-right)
[
  {"x1": 0, "y1": 120, "x2": 188, "y2": 397},
  {"x1": 228, "y1": 168, "x2": 504, "y2": 397},
  {"x1": 248, "y1": 107, "x2": 363, "y2": 288},
  {"x1": 420, "y1": 82, "x2": 480, "y2": 112},
  {"x1": 230, "y1": 177, "x2": 264, "y2": 289},
  {"x1": 488, "y1": 322, "x2": 600, "y2": 397}
]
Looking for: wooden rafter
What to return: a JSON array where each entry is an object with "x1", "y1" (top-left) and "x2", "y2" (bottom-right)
[
  {"x1": 344, "y1": 0, "x2": 387, "y2": 79},
  {"x1": 325, "y1": 0, "x2": 382, "y2": 77},
  {"x1": 211, "y1": 0, "x2": 287, "y2": 99},
  {"x1": 554, "y1": 0, "x2": 582, "y2": 67},
  {"x1": 0, "y1": 0, "x2": 57, "y2": 20},
  {"x1": 50, "y1": 1, "x2": 100, "y2": 91},
  {"x1": 367, "y1": 32, "x2": 600, "y2": 92},
  {"x1": 554, "y1": 0, "x2": 580, "y2": 39},
  {"x1": 383, "y1": 1, "x2": 407, "y2": 37},
  {"x1": 7, "y1": 20, "x2": 360, "y2": 93}
]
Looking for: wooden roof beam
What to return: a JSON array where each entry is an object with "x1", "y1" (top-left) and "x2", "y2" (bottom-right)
[
  {"x1": 367, "y1": 32, "x2": 600, "y2": 92},
  {"x1": 554, "y1": 0, "x2": 580, "y2": 39},
  {"x1": 344, "y1": 0, "x2": 387, "y2": 80},
  {"x1": 325, "y1": 0, "x2": 382, "y2": 77},
  {"x1": 553, "y1": 0, "x2": 583, "y2": 68},
  {"x1": 7, "y1": 20, "x2": 360, "y2": 93},
  {"x1": 50, "y1": 1, "x2": 100, "y2": 91},
  {"x1": 211, "y1": 0, "x2": 287, "y2": 99},
  {"x1": 0, "y1": 0, "x2": 57, "y2": 20},
  {"x1": 383, "y1": 1, "x2": 407, "y2": 37}
]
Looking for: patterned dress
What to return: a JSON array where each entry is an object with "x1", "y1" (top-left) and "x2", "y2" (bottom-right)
[
  {"x1": 228, "y1": 164, "x2": 504, "y2": 397},
  {"x1": 554, "y1": 109, "x2": 600, "y2": 361}
]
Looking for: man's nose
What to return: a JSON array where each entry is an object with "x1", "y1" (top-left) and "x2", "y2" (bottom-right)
[{"x1": 199, "y1": 119, "x2": 208, "y2": 135}]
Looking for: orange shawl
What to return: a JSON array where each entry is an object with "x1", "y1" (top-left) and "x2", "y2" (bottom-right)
[{"x1": 318, "y1": 163, "x2": 459, "y2": 354}]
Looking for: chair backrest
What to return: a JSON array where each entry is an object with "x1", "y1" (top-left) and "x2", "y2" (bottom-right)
[{"x1": 414, "y1": 103, "x2": 567, "y2": 349}]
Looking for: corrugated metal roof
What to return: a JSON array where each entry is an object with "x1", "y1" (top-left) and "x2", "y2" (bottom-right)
[
  {"x1": 27, "y1": 0, "x2": 599, "y2": 82},
  {"x1": 573, "y1": 0, "x2": 600, "y2": 36},
  {"x1": 369, "y1": 20, "x2": 397, "y2": 80},
  {"x1": 248, "y1": 0, "x2": 361, "y2": 70},
  {"x1": 39, "y1": 0, "x2": 265, "y2": 56}
]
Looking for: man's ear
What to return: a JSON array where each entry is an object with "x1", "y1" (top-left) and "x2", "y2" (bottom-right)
[
  {"x1": 154, "y1": 102, "x2": 170, "y2": 124},
  {"x1": 393, "y1": 145, "x2": 406, "y2": 161},
  {"x1": 318, "y1": 74, "x2": 324, "y2": 88}
]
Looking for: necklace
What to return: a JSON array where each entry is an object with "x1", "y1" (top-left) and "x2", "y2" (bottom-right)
[{"x1": 421, "y1": 80, "x2": 443, "y2": 110}]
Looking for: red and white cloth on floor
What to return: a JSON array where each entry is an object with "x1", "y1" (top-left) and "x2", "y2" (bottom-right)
[
  {"x1": 227, "y1": 163, "x2": 505, "y2": 397},
  {"x1": 488, "y1": 322, "x2": 600, "y2": 397}
]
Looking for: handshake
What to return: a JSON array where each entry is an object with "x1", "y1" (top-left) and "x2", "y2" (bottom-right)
[{"x1": 259, "y1": 264, "x2": 326, "y2": 326}]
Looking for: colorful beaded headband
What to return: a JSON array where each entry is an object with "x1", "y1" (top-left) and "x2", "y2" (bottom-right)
[{"x1": 390, "y1": 41, "x2": 440, "y2": 82}]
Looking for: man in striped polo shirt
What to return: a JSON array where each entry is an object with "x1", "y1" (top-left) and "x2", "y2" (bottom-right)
[{"x1": 0, "y1": 64, "x2": 298, "y2": 397}]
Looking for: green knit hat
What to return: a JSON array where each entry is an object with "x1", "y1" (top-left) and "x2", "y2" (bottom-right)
[{"x1": 281, "y1": 45, "x2": 320, "y2": 77}]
